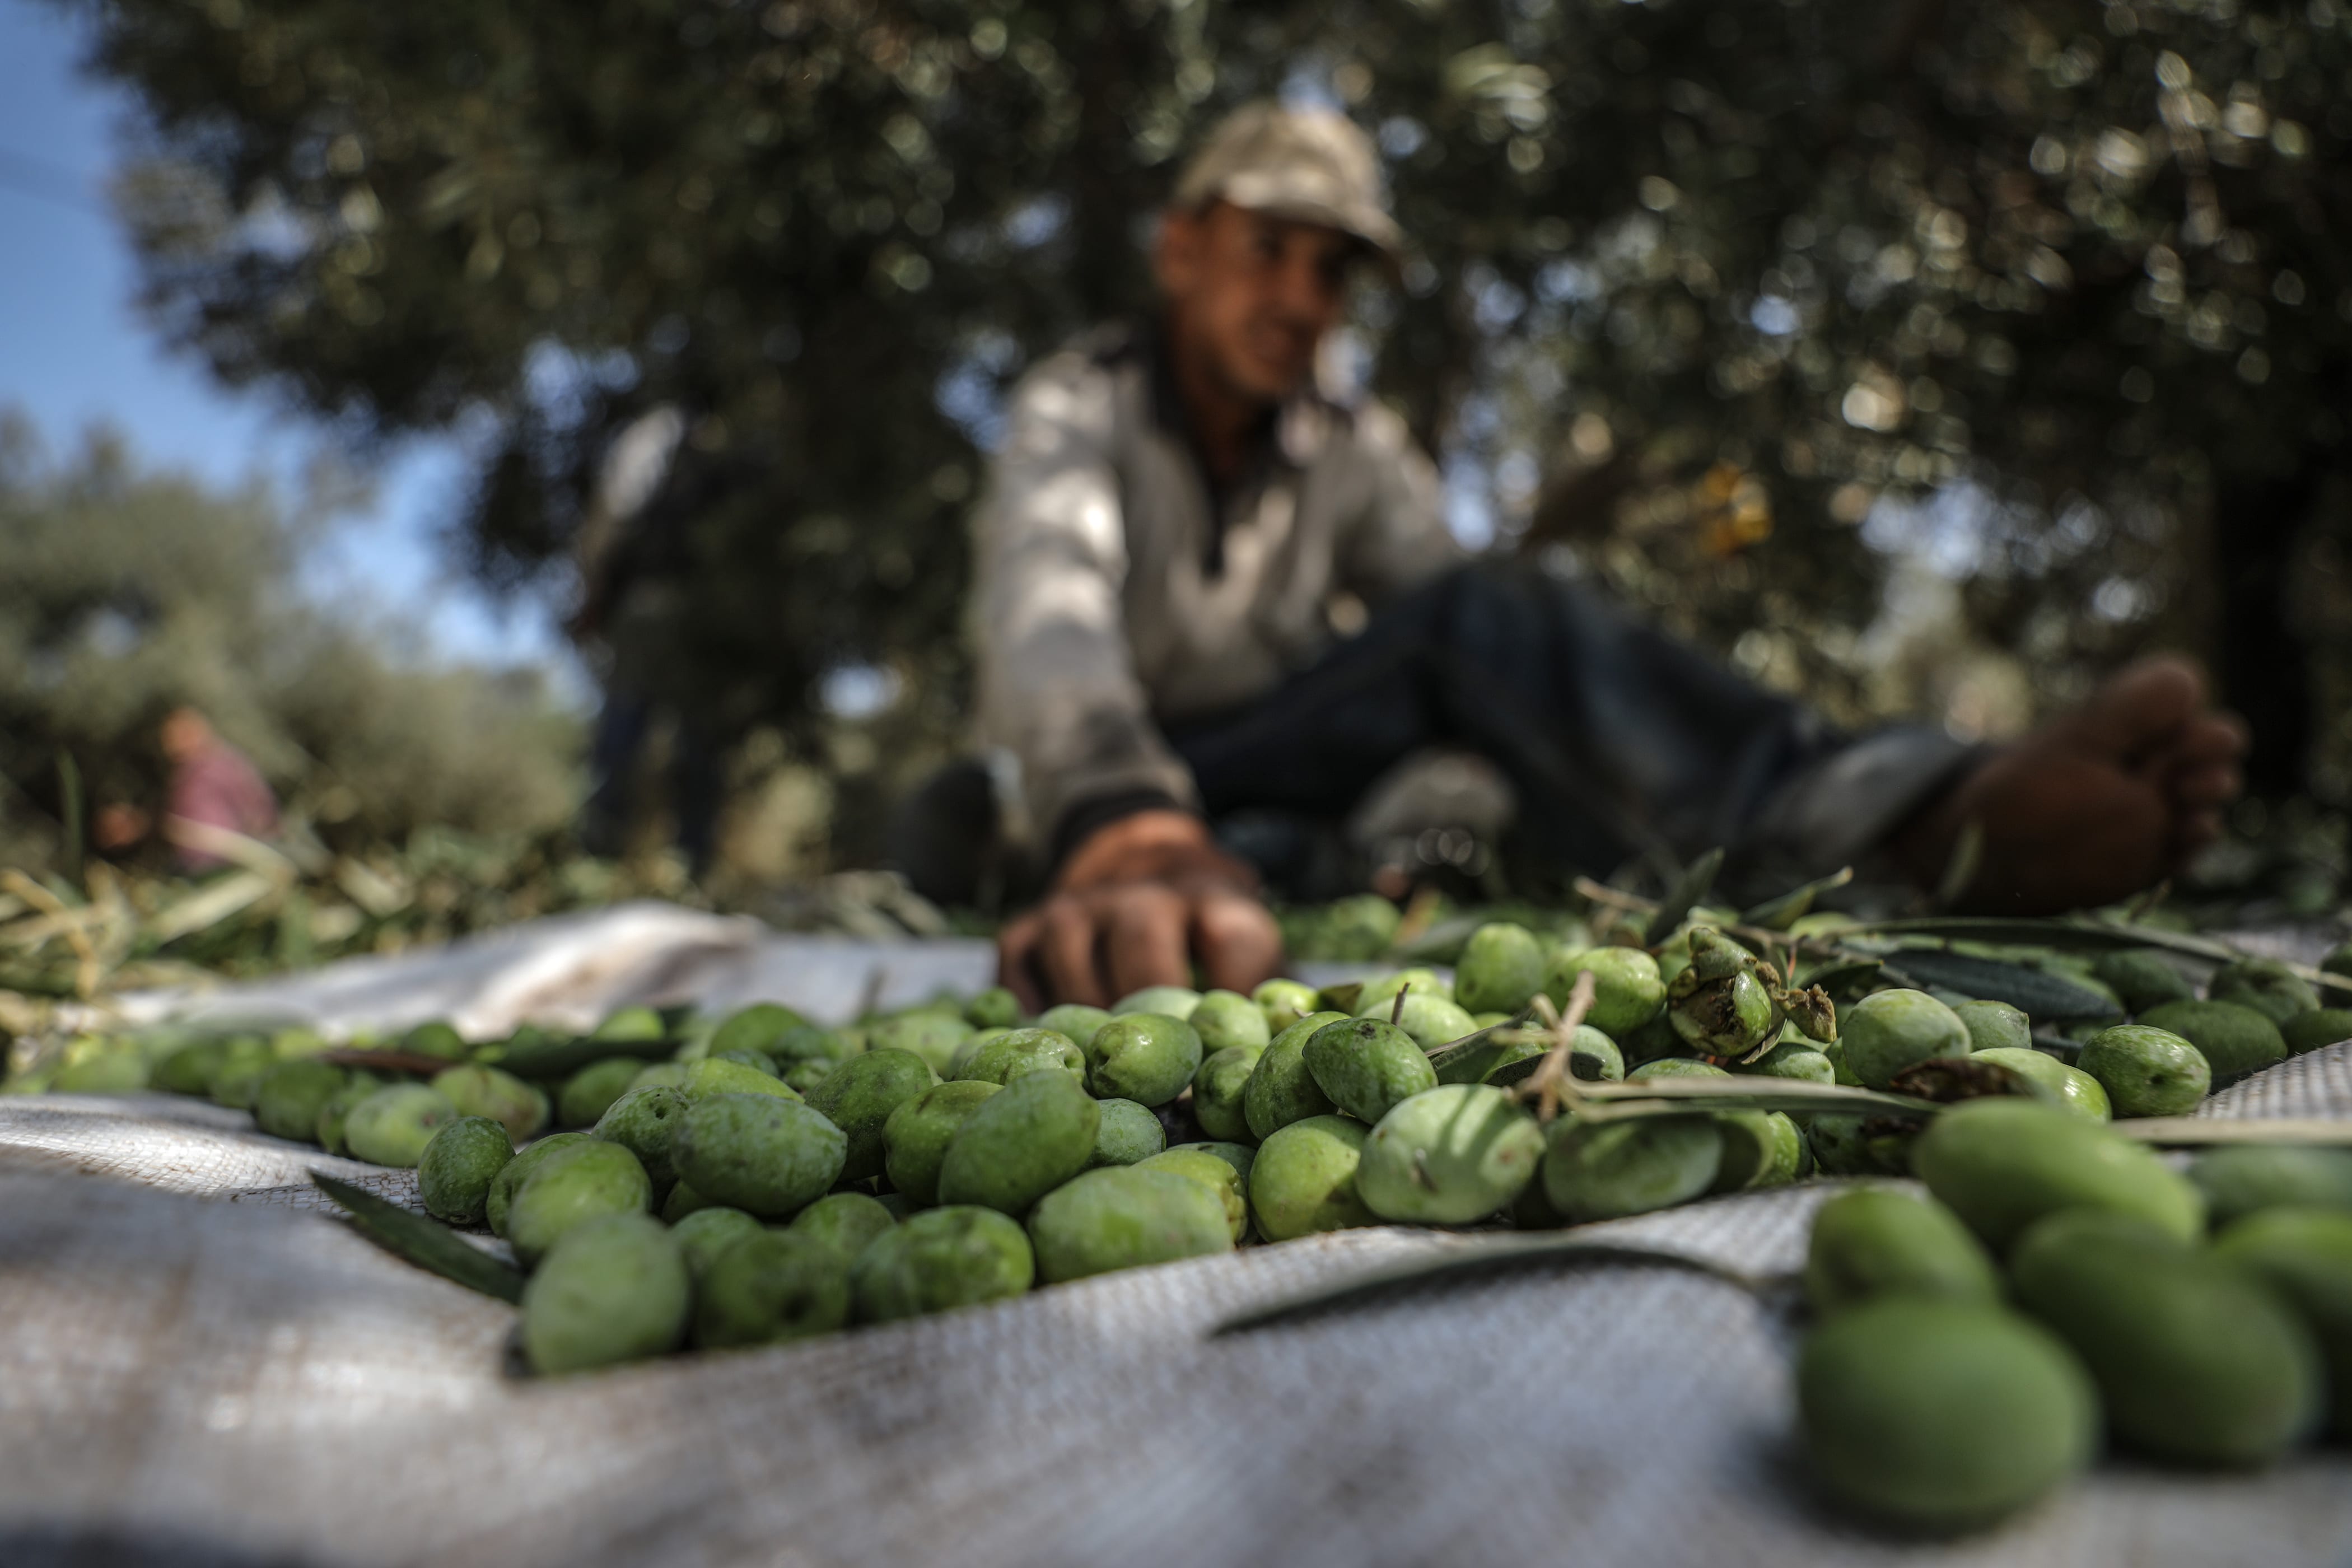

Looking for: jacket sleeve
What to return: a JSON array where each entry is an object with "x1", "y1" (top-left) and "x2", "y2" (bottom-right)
[
  {"x1": 972, "y1": 357, "x2": 1201, "y2": 856},
  {"x1": 1332, "y1": 399, "x2": 1462, "y2": 604}
]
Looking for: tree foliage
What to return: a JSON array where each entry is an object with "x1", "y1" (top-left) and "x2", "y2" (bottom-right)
[
  {"x1": 0, "y1": 414, "x2": 579, "y2": 870},
  {"x1": 55, "y1": 0, "x2": 2352, "y2": 825}
]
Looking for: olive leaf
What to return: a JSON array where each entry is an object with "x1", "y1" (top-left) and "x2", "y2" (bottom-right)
[
  {"x1": 1646, "y1": 846, "x2": 1727, "y2": 941},
  {"x1": 1741, "y1": 866, "x2": 1855, "y2": 932},
  {"x1": 1837, "y1": 915, "x2": 2237, "y2": 960},
  {"x1": 1391, "y1": 912, "x2": 1489, "y2": 965},
  {"x1": 1422, "y1": 1015, "x2": 1520, "y2": 1062},
  {"x1": 1481, "y1": 1053, "x2": 1551, "y2": 1090},
  {"x1": 1212, "y1": 1231, "x2": 1787, "y2": 1334},
  {"x1": 1315, "y1": 981, "x2": 1366, "y2": 1016},
  {"x1": 1931, "y1": 819, "x2": 1985, "y2": 909},
  {"x1": 318, "y1": 1048, "x2": 472, "y2": 1075},
  {"x1": 1866, "y1": 949, "x2": 2119, "y2": 1021},
  {"x1": 1432, "y1": 1024, "x2": 1611, "y2": 1089},
  {"x1": 1793, "y1": 954, "x2": 1883, "y2": 1001},
  {"x1": 311, "y1": 1172, "x2": 526, "y2": 1304},
  {"x1": 1427, "y1": 1028, "x2": 1536, "y2": 1082},
  {"x1": 478, "y1": 1033, "x2": 674, "y2": 1082},
  {"x1": 1565, "y1": 1077, "x2": 1941, "y2": 1123}
]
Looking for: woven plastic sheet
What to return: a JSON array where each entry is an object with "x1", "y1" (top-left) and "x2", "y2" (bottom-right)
[
  {"x1": 91, "y1": 902, "x2": 1003, "y2": 1040},
  {"x1": 4, "y1": 920, "x2": 2351, "y2": 1566},
  {"x1": 85, "y1": 901, "x2": 1398, "y2": 1044},
  {"x1": 3, "y1": 1054, "x2": 2350, "y2": 1565}
]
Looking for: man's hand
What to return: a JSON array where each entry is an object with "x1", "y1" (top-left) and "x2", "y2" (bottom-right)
[{"x1": 997, "y1": 809, "x2": 1284, "y2": 1010}]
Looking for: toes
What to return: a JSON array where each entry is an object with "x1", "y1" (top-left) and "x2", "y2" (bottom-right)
[
  {"x1": 2170, "y1": 760, "x2": 2241, "y2": 810},
  {"x1": 2144, "y1": 710, "x2": 2250, "y2": 779},
  {"x1": 2066, "y1": 656, "x2": 2208, "y2": 762},
  {"x1": 2170, "y1": 806, "x2": 2227, "y2": 865}
]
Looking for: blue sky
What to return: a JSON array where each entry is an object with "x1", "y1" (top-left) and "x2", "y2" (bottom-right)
[{"x1": 0, "y1": 0, "x2": 582, "y2": 694}]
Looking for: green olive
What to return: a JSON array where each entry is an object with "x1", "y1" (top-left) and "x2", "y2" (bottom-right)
[
  {"x1": 1242, "y1": 1011, "x2": 1348, "y2": 1141},
  {"x1": 1082, "y1": 1013, "x2": 1203, "y2": 1107},
  {"x1": 708, "y1": 1002, "x2": 810, "y2": 1057},
  {"x1": 2072, "y1": 1026, "x2": 2206, "y2": 1118},
  {"x1": 2132, "y1": 1000, "x2": 2285, "y2": 1087},
  {"x1": 2189, "y1": 1145, "x2": 2352, "y2": 1229},
  {"x1": 1951, "y1": 999, "x2": 2032, "y2": 1056},
  {"x1": 1972, "y1": 1047, "x2": 2112, "y2": 1122},
  {"x1": 1302, "y1": 1017, "x2": 1436, "y2": 1125},
  {"x1": 1541, "y1": 1115, "x2": 1720, "y2": 1222},
  {"x1": 1086, "y1": 1098, "x2": 1167, "y2": 1168},
  {"x1": 1452, "y1": 922, "x2": 1547, "y2": 1016},
  {"x1": 805, "y1": 1049, "x2": 937, "y2": 1183},
  {"x1": 1912, "y1": 1098, "x2": 2203, "y2": 1251},
  {"x1": 2206, "y1": 957, "x2": 2321, "y2": 1026},
  {"x1": 1799, "y1": 1298, "x2": 2096, "y2": 1531},
  {"x1": 1541, "y1": 948, "x2": 1665, "y2": 1038},
  {"x1": 1356, "y1": 1085, "x2": 1542, "y2": 1224},
  {"x1": 2012, "y1": 1207, "x2": 2320, "y2": 1466},
  {"x1": 506, "y1": 1139, "x2": 654, "y2": 1266},
  {"x1": 416, "y1": 1116, "x2": 514, "y2": 1225},
  {"x1": 2089, "y1": 949, "x2": 2195, "y2": 1014},
  {"x1": 881, "y1": 1081, "x2": 1002, "y2": 1207},
  {"x1": 851, "y1": 1206, "x2": 1034, "y2": 1322},
  {"x1": 521, "y1": 1214, "x2": 688, "y2": 1375},
  {"x1": 1027, "y1": 1166, "x2": 1234, "y2": 1283},
  {"x1": 692, "y1": 1229, "x2": 851, "y2": 1348},
  {"x1": 1189, "y1": 990, "x2": 1272, "y2": 1055},
  {"x1": 1804, "y1": 1187, "x2": 2000, "y2": 1316},
  {"x1": 934, "y1": 1071, "x2": 1099, "y2": 1216},
  {"x1": 1840, "y1": 990, "x2": 1971, "y2": 1090}
]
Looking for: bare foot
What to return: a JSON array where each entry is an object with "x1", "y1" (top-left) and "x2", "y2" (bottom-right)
[{"x1": 1889, "y1": 657, "x2": 2248, "y2": 913}]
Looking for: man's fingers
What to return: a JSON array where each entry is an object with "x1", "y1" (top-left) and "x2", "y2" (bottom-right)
[
  {"x1": 1104, "y1": 884, "x2": 1192, "y2": 998},
  {"x1": 1192, "y1": 889, "x2": 1284, "y2": 996},
  {"x1": 1039, "y1": 898, "x2": 1110, "y2": 1008},
  {"x1": 996, "y1": 912, "x2": 1047, "y2": 1013}
]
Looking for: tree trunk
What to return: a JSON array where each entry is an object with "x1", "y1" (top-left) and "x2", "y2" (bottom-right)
[{"x1": 2211, "y1": 460, "x2": 2320, "y2": 797}]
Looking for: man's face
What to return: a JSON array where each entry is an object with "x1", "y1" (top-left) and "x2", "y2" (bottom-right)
[
  {"x1": 1156, "y1": 202, "x2": 1357, "y2": 406},
  {"x1": 160, "y1": 708, "x2": 210, "y2": 762}
]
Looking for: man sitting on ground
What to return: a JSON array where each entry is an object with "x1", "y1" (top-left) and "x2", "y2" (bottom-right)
[{"x1": 960, "y1": 102, "x2": 2244, "y2": 1007}]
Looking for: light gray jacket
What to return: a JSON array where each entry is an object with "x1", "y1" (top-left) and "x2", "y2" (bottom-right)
[{"x1": 971, "y1": 326, "x2": 1460, "y2": 850}]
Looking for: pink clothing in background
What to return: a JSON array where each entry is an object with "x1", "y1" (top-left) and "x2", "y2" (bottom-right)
[{"x1": 167, "y1": 741, "x2": 279, "y2": 871}]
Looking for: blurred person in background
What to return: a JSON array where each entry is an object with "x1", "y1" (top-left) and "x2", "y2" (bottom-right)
[
  {"x1": 571, "y1": 406, "x2": 726, "y2": 876},
  {"x1": 158, "y1": 706, "x2": 278, "y2": 872},
  {"x1": 936, "y1": 102, "x2": 2245, "y2": 1008}
]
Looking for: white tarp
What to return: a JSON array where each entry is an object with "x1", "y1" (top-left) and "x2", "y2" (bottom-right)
[
  {"x1": 89, "y1": 899, "x2": 1397, "y2": 1042},
  {"x1": 3, "y1": 908, "x2": 2350, "y2": 1566},
  {"x1": 99, "y1": 901, "x2": 1001, "y2": 1040}
]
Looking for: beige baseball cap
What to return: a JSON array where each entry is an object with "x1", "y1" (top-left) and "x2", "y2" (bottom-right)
[{"x1": 1171, "y1": 101, "x2": 1402, "y2": 256}]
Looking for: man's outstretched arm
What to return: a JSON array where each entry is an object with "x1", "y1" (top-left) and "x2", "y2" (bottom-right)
[{"x1": 975, "y1": 354, "x2": 1283, "y2": 1006}]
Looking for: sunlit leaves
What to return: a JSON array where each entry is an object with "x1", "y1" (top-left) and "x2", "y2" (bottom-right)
[{"x1": 50, "y1": 0, "x2": 2352, "y2": 812}]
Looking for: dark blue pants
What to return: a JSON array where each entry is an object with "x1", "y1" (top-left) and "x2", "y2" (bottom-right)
[
  {"x1": 895, "y1": 564, "x2": 1927, "y2": 907},
  {"x1": 582, "y1": 693, "x2": 723, "y2": 873},
  {"x1": 1166, "y1": 563, "x2": 1845, "y2": 890}
]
